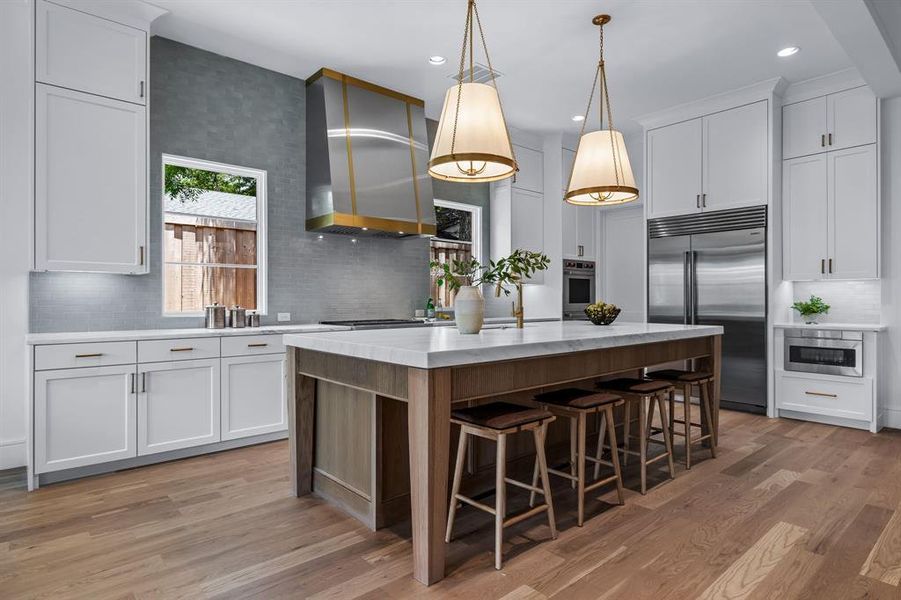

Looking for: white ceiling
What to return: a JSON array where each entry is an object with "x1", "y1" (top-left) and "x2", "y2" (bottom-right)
[{"x1": 150, "y1": 0, "x2": 853, "y2": 136}]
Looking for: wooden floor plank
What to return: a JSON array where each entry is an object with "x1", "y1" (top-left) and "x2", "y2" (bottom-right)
[{"x1": 860, "y1": 506, "x2": 901, "y2": 586}]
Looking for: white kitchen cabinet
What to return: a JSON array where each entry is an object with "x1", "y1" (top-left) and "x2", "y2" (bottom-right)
[
  {"x1": 512, "y1": 144, "x2": 543, "y2": 193},
  {"x1": 34, "y1": 365, "x2": 136, "y2": 473},
  {"x1": 829, "y1": 145, "x2": 878, "y2": 279},
  {"x1": 35, "y1": 83, "x2": 147, "y2": 273},
  {"x1": 782, "y1": 144, "x2": 878, "y2": 280},
  {"x1": 36, "y1": 0, "x2": 146, "y2": 105},
  {"x1": 782, "y1": 154, "x2": 828, "y2": 280},
  {"x1": 491, "y1": 181, "x2": 545, "y2": 283},
  {"x1": 647, "y1": 118, "x2": 703, "y2": 218},
  {"x1": 647, "y1": 102, "x2": 768, "y2": 218},
  {"x1": 776, "y1": 371, "x2": 873, "y2": 424},
  {"x1": 221, "y1": 354, "x2": 287, "y2": 441},
  {"x1": 702, "y1": 101, "x2": 768, "y2": 212},
  {"x1": 562, "y1": 147, "x2": 576, "y2": 192},
  {"x1": 137, "y1": 359, "x2": 221, "y2": 455},
  {"x1": 782, "y1": 87, "x2": 876, "y2": 160},
  {"x1": 562, "y1": 202, "x2": 597, "y2": 259}
]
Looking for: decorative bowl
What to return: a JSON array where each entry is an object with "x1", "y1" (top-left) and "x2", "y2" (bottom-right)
[{"x1": 584, "y1": 302, "x2": 621, "y2": 326}]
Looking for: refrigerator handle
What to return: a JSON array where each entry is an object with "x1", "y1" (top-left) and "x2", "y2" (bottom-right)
[
  {"x1": 683, "y1": 251, "x2": 691, "y2": 324},
  {"x1": 689, "y1": 250, "x2": 698, "y2": 324}
]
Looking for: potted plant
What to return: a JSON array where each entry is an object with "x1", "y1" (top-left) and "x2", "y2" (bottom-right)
[
  {"x1": 431, "y1": 258, "x2": 495, "y2": 334},
  {"x1": 791, "y1": 295, "x2": 830, "y2": 324},
  {"x1": 490, "y1": 250, "x2": 551, "y2": 328}
]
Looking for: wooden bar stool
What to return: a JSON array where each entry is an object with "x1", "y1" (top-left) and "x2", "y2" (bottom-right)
[
  {"x1": 528, "y1": 388, "x2": 625, "y2": 526},
  {"x1": 594, "y1": 378, "x2": 676, "y2": 495},
  {"x1": 446, "y1": 402, "x2": 557, "y2": 570},
  {"x1": 646, "y1": 369, "x2": 717, "y2": 469}
]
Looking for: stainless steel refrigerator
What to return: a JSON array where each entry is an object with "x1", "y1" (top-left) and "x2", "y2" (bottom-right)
[{"x1": 647, "y1": 206, "x2": 767, "y2": 413}]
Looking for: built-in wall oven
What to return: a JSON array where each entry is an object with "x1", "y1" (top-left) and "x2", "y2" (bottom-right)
[
  {"x1": 562, "y1": 259, "x2": 595, "y2": 320},
  {"x1": 784, "y1": 329, "x2": 863, "y2": 377}
]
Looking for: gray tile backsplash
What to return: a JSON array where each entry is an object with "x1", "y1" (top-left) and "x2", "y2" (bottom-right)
[
  {"x1": 30, "y1": 37, "x2": 436, "y2": 333},
  {"x1": 790, "y1": 280, "x2": 882, "y2": 324}
]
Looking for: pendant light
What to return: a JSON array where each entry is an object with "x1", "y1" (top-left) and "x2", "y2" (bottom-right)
[
  {"x1": 428, "y1": 0, "x2": 517, "y2": 183},
  {"x1": 565, "y1": 14, "x2": 638, "y2": 206}
]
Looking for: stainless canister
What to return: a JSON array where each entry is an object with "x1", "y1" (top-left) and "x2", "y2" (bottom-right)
[
  {"x1": 205, "y1": 303, "x2": 226, "y2": 329},
  {"x1": 246, "y1": 311, "x2": 261, "y2": 327},
  {"x1": 229, "y1": 305, "x2": 247, "y2": 328}
]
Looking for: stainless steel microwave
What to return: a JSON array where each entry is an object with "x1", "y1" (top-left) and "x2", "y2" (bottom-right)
[{"x1": 784, "y1": 329, "x2": 862, "y2": 377}]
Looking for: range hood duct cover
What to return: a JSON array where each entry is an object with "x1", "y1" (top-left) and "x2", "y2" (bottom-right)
[{"x1": 305, "y1": 68, "x2": 436, "y2": 237}]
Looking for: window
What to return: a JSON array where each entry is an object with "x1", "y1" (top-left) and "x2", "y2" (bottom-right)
[
  {"x1": 162, "y1": 155, "x2": 267, "y2": 315},
  {"x1": 430, "y1": 200, "x2": 481, "y2": 308}
]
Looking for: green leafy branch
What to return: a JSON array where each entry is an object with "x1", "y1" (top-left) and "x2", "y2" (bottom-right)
[
  {"x1": 430, "y1": 250, "x2": 551, "y2": 296},
  {"x1": 791, "y1": 295, "x2": 830, "y2": 317}
]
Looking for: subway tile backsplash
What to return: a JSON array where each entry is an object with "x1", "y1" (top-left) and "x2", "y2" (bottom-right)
[{"x1": 790, "y1": 280, "x2": 882, "y2": 324}]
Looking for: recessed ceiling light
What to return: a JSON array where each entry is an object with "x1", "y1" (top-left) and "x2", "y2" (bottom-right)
[
  {"x1": 777, "y1": 46, "x2": 800, "y2": 58},
  {"x1": 428, "y1": 55, "x2": 446, "y2": 66},
  {"x1": 571, "y1": 115, "x2": 585, "y2": 122}
]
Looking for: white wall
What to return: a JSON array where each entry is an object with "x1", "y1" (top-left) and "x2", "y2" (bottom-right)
[
  {"x1": 880, "y1": 96, "x2": 901, "y2": 428},
  {"x1": 0, "y1": 0, "x2": 32, "y2": 469}
]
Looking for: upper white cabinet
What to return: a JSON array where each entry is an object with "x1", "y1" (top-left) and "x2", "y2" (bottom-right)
[
  {"x1": 35, "y1": 84, "x2": 147, "y2": 273},
  {"x1": 782, "y1": 87, "x2": 877, "y2": 160},
  {"x1": 36, "y1": 1, "x2": 147, "y2": 105},
  {"x1": 34, "y1": 364, "x2": 136, "y2": 473},
  {"x1": 512, "y1": 144, "x2": 543, "y2": 193},
  {"x1": 33, "y1": 0, "x2": 153, "y2": 274},
  {"x1": 702, "y1": 101, "x2": 768, "y2": 212},
  {"x1": 647, "y1": 118, "x2": 702, "y2": 218},
  {"x1": 782, "y1": 145, "x2": 877, "y2": 280},
  {"x1": 562, "y1": 203, "x2": 597, "y2": 259},
  {"x1": 647, "y1": 101, "x2": 767, "y2": 218},
  {"x1": 137, "y1": 359, "x2": 221, "y2": 455},
  {"x1": 491, "y1": 181, "x2": 545, "y2": 283}
]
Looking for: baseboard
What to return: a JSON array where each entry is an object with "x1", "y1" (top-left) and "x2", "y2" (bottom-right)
[
  {"x1": 0, "y1": 439, "x2": 26, "y2": 469},
  {"x1": 882, "y1": 407, "x2": 901, "y2": 430}
]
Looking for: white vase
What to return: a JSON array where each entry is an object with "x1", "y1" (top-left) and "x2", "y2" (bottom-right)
[{"x1": 454, "y1": 285, "x2": 484, "y2": 334}]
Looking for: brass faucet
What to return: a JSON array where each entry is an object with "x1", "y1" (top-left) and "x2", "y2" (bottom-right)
[{"x1": 512, "y1": 280, "x2": 524, "y2": 328}]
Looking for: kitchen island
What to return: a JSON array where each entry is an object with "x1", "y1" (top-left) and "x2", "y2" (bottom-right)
[{"x1": 283, "y1": 321, "x2": 723, "y2": 585}]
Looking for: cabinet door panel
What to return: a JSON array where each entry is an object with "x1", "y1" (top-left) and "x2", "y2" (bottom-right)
[
  {"x1": 577, "y1": 206, "x2": 597, "y2": 259},
  {"x1": 783, "y1": 96, "x2": 826, "y2": 160},
  {"x1": 647, "y1": 119, "x2": 702, "y2": 218},
  {"x1": 222, "y1": 354, "x2": 287, "y2": 441},
  {"x1": 562, "y1": 201, "x2": 580, "y2": 258},
  {"x1": 138, "y1": 359, "x2": 220, "y2": 455},
  {"x1": 512, "y1": 144, "x2": 543, "y2": 193},
  {"x1": 782, "y1": 155, "x2": 828, "y2": 280},
  {"x1": 36, "y1": 0, "x2": 146, "y2": 104},
  {"x1": 35, "y1": 365, "x2": 136, "y2": 473},
  {"x1": 829, "y1": 145, "x2": 878, "y2": 279},
  {"x1": 827, "y1": 87, "x2": 877, "y2": 152},
  {"x1": 511, "y1": 188, "x2": 545, "y2": 283},
  {"x1": 703, "y1": 101, "x2": 768, "y2": 211},
  {"x1": 35, "y1": 84, "x2": 146, "y2": 273}
]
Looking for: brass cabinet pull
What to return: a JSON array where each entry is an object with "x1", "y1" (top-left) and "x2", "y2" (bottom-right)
[
  {"x1": 828, "y1": 133, "x2": 832, "y2": 146},
  {"x1": 170, "y1": 347, "x2": 194, "y2": 352},
  {"x1": 828, "y1": 258, "x2": 833, "y2": 274},
  {"x1": 805, "y1": 391, "x2": 837, "y2": 398},
  {"x1": 821, "y1": 134, "x2": 826, "y2": 147},
  {"x1": 75, "y1": 352, "x2": 103, "y2": 358},
  {"x1": 247, "y1": 343, "x2": 269, "y2": 348},
  {"x1": 821, "y1": 259, "x2": 825, "y2": 274},
  {"x1": 139, "y1": 246, "x2": 144, "y2": 266}
]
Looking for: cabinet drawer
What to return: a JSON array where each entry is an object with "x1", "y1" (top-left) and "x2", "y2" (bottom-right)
[
  {"x1": 221, "y1": 334, "x2": 286, "y2": 357},
  {"x1": 35, "y1": 341, "x2": 136, "y2": 371},
  {"x1": 138, "y1": 338, "x2": 220, "y2": 363},
  {"x1": 776, "y1": 372, "x2": 872, "y2": 421}
]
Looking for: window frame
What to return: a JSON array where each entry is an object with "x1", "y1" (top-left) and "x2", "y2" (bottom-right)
[
  {"x1": 160, "y1": 154, "x2": 268, "y2": 317},
  {"x1": 432, "y1": 199, "x2": 482, "y2": 265}
]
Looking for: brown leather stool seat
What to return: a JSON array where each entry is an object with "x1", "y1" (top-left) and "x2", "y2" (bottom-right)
[
  {"x1": 647, "y1": 369, "x2": 713, "y2": 384},
  {"x1": 534, "y1": 388, "x2": 622, "y2": 410},
  {"x1": 451, "y1": 402, "x2": 551, "y2": 431},
  {"x1": 599, "y1": 378, "x2": 673, "y2": 394}
]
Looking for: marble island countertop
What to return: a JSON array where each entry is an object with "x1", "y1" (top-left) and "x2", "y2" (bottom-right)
[{"x1": 284, "y1": 321, "x2": 724, "y2": 369}]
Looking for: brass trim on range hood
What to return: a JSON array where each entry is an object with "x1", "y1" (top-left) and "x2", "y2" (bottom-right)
[{"x1": 306, "y1": 213, "x2": 436, "y2": 237}]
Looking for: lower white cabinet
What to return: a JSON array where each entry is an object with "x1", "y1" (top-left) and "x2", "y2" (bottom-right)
[
  {"x1": 137, "y1": 359, "x2": 220, "y2": 455},
  {"x1": 34, "y1": 365, "x2": 136, "y2": 473},
  {"x1": 221, "y1": 354, "x2": 287, "y2": 440},
  {"x1": 776, "y1": 370, "x2": 873, "y2": 424}
]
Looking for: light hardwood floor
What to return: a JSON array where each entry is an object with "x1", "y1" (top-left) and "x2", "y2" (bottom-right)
[{"x1": 3, "y1": 408, "x2": 901, "y2": 599}]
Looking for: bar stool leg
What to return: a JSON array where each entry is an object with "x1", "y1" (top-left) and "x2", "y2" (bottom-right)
[
  {"x1": 593, "y1": 410, "x2": 608, "y2": 480},
  {"x1": 683, "y1": 383, "x2": 692, "y2": 469},
  {"x1": 638, "y1": 396, "x2": 648, "y2": 495},
  {"x1": 622, "y1": 402, "x2": 632, "y2": 466},
  {"x1": 701, "y1": 380, "x2": 718, "y2": 458},
  {"x1": 495, "y1": 434, "x2": 507, "y2": 570},
  {"x1": 529, "y1": 451, "x2": 540, "y2": 508},
  {"x1": 445, "y1": 430, "x2": 469, "y2": 543},
  {"x1": 533, "y1": 423, "x2": 557, "y2": 539},
  {"x1": 658, "y1": 394, "x2": 676, "y2": 479},
  {"x1": 576, "y1": 412, "x2": 587, "y2": 526},
  {"x1": 646, "y1": 393, "x2": 657, "y2": 439},
  {"x1": 605, "y1": 405, "x2": 625, "y2": 505},
  {"x1": 569, "y1": 417, "x2": 578, "y2": 489}
]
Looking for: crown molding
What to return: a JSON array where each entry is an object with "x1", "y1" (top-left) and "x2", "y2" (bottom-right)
[
  {"x1": 46, "y1": 0, "x2": 167, "y2": 31},
  {"x1": 780, "y1": 68, "x2": 867, "y2": 105}
]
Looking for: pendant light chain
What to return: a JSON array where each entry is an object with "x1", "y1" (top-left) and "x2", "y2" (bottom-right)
[
  {"x1": 597, "y1": 20, "x2": 623, "y2": 187},
  {"x1": 450, "y1": 0, "x2": 473, "y2": 157}
]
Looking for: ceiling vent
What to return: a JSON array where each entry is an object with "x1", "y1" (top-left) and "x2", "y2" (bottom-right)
[{"x1": 450, "y1": 62, "x2": 502, "y2": 84}]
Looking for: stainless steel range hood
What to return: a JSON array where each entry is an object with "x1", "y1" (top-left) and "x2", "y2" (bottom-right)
[{"x1": 305, "y1": 68, "x2": 436, "y2": 237}]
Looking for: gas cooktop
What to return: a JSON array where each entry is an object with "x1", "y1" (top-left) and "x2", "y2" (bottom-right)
[{"x1": 320, "y1": 319, "x2": 427, "y2": 330}]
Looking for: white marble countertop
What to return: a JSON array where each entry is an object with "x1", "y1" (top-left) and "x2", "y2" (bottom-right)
[
  {"x1": 773, "y1": 322, "x2": 886, "y2": 332},
  {"x1": 26, "y1": 324, "x2": 351, "y2": 345},
  {"x1": 283, "y1": 321, "x2": 724, "y2": 369}
]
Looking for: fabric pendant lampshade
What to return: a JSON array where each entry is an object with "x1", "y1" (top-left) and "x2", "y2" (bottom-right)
[
  {"x1": 565, "y1": 129, "x2": 638, "y2": 206},
  {"x1": 428, "y1": 82, "x2": 517, "y2": 183}
]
